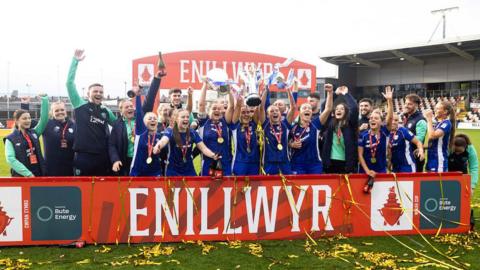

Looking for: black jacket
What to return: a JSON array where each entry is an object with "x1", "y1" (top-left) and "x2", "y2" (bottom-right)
[
  {"x1": 108, "y1": 76, "x2": 161, "y2": 166},
  {"x1": 321, "y1": 93, "x2": 359, "y2": 173}
]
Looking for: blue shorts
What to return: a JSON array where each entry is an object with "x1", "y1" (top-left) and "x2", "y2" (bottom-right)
[
  {"x1": 264, "y1": 162, "x2": 292, "y2": 175},
  {"x1": 201, "y1": 159, "x2": 232, "y2": 176},
  {"x1": 392, "y1": 164, "x2": 415, "y2": 173},
  {"x1": 233, "y1": 162, "x2": 260, "y2": 176},
  {"x1": 166, "y1": 166, "x2": 197, "y2": 177},
  {"x1": 426, "y1": 159, "x2": 448, "y2": 173},
  {"x1": 291, "y1": 162, "x2": 323, "y2": 175}
]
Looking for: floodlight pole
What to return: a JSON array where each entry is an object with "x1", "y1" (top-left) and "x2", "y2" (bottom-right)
[{"x1": 428, "y1": 6, "x2": 459, "y2": 42}]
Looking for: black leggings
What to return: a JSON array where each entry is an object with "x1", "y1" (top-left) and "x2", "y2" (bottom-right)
[
  {"x1": 324, "y1": 159, "x2": 348, "y2": 174},
  {"x1": 74, "y1": 152, "x2": 111, "y2": 176}
]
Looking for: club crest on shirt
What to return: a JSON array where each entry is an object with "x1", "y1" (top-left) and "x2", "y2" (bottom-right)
[
  {"x1": 101, "y1": 112, "x2": 107, "y2": 119},
  {"x1": 68, "y1": 128, "x2": 74, "y2": 133},
  {"x1": 32, "y1": 133, "x2": 38, "y2": 139},
  {"x1": 54, "y1": 126, "x2": 60, "y2": 132}
]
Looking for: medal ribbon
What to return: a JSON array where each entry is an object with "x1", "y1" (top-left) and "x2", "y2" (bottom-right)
[
  {"x1": 244, "y1": 125, "x2": 251, "y2": 149},
  {"x1": 181, "y1": 133, "x2": 190, "y2": 161},
  {"x1": 214, "y1": 122, "x2": 223, "y2": 141},
  {"x1": 336, "y1": 126, "x2": 342, "y2": 144},
  {"x1": 293, "y1": 123, "x2": 309, "y2": 142},
  {"x1": 128, "y1": 119, "x2": 135, "y2": 141},
  {"x1": 368, "y1": 131, "x2": 380, "y2": 160},
  {"x1": 147, "y1": 133, "x2": 156, "y2": 159},
  {"x1": 388, "y1": 130, "x2": 397, "y2": 149},
  {"x1": 270, "y1": 123, "x2": 282, "y2": 146}
]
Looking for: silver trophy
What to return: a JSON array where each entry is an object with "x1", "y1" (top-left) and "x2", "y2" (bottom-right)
[
  {"x1": 206, "y1": 68, "x2": 231, "y2": 95},
  {"x1": 240, "y1": 64, "x2": 263, "y2": 107},
  {"x1": 265, "y1": 58, "x2": 295, "y2": 89}
]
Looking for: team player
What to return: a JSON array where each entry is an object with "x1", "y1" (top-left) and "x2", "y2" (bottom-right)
[
  {"x1": 39, "y1": 99, "x2": 76, "y2": 176},
  {"x1": 66, "y1": 49, "x2": 117, "y2": 176},
  {"x1": 289, "y1": 85, "x2": 333, "y2": 174},
  {"x1": 129, "y1": 94, "x2": 162, "y2": 176},
  {"x1": 110, "y1": 69, "x2": 163, "y2": 176},
  {"x1": 153, "y1": 109, "x2": 219, "y2": 176},
  {"x1": 4, "y1": 95, "x2": 49, "y2": 177},
  {"x1": 197, "y1": 80, "x2": 234, "y2": 176},
  {"x1": 259, "y1": 86, "x2": 296, "y2": 175},
  {"x1": 424, "y1": 101, "x2": 456, "y2": 172},
  {"x1": 230, "y1": 95, "x2": 261, "y2": 175},
  {"x1": 358, "y1": 86, "x2": 394, "y2": 177},
  {"x1": 402, "y1": 94, "x2": 427, "y2": 172},
  {"x1": 388, "y1": 114, "x2": 425, "y2": 172},
  {"x1": 321, "y1": 85, "x2": 359, "y2": 174}
]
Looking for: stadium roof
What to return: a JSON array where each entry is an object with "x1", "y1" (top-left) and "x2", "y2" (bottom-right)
[{"x1": 319, "y1": 34, "x2": 480, "y2": 68}]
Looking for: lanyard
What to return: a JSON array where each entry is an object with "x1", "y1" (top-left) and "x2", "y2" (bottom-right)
[
  {"x1": 61, "y1": 122, "x2": 69, "y2": 140},
  {"x1": 22, "y1": 132, "x2": 34, "y2": 153}
]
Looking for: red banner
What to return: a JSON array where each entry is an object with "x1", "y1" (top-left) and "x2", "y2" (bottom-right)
[
  {"x1": 0, "y1": 173, "x2": 471, "y2": 246},
  {"x1": 132, "y1": 50, "x2": 316, "y2": 91}
]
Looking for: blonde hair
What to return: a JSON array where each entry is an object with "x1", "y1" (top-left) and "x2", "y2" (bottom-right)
[{"x1": 49, "y1": 101, "x2": 66, "y2": 119}]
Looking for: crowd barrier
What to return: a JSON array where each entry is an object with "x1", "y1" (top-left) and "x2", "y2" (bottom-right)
[{"x1": 0, "y1": 172, "x2": 471, "y2": 246}]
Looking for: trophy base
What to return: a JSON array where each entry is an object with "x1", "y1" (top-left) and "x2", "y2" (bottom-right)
[{"x1": 245, "y1": 94, "x2": 261, "y2": 107}]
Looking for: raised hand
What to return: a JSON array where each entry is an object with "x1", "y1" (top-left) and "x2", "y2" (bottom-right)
[
  {"x1": 237, "y1": 95, "x2": 244, "y2": 106},
  {"x1": 325, "y1": 83, "x2": 334, "y2": 94},
  {"x1": 74, "y1": 49, "x2": 86, "y2": 61},
  {"x1": 20, "y1": 96, "x2": 31, "y2": 103},
  {"x1": 187, "y1": 86, "x2": 193, "y2": 96},
  {"x1": 423, "y1": 109, "x2": 433, "y2": 120},
  {"x1": 157, "y1": 69, "x2": 167, "y2": 77},
  {"x1": 382, "y1": 85, "x2": 394, "y2": 100}
]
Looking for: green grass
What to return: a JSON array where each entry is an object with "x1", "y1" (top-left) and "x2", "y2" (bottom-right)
[{"x1": 0, "y1": 129, "x2": 479, "y2": 270}]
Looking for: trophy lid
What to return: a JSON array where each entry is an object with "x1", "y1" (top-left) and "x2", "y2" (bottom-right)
[{"x1": 206, "y1": 68, "x2": 229, "y2": 86}]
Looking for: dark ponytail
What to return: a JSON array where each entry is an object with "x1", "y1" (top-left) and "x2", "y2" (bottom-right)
[{"x1": 441, "y1": 101, "x2": 456, "y2": 151}]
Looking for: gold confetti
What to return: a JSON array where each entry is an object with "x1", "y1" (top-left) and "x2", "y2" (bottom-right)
[
  {"x1": 287, "y1": 254, "x2": 299, "y2": 258},
  {"x1": 0, "y1": 258, "x2": 32, "y2": 270},
  {"x1": 76, "y1": 259, "x2": 91, "y2": 265},
  {"x1": 94, "y1": 245, "x2": 112, "y2": 253},
  {"x1": 247, "y1": 243, "x2": 263, "y2": 258}
]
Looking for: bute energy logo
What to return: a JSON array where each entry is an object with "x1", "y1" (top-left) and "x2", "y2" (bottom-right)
[{"x1": 30, "y1": 186, "x2": 82, "y2": 240}]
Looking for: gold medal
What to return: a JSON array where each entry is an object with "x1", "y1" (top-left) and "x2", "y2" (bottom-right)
[
  {"x1": 277, "y1": 144, "x2": 283, "y2": 151},
  {"x1": 146, "y1": 157, "x2": 152, "y2": 164},
  {"x1": 217, "y1": 137, "x2": 224, "y2": 144},
  {"x1": 130, "y1": 137, "x2": 135, "y2": 143},
  {"x1": 370, "y1": 157, "x2": 376, "y2": 164}
]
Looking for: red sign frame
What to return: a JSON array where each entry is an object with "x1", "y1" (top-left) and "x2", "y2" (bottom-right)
[{"x1": 0, "y1": 173, "x2": 471, "y2": 246}]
